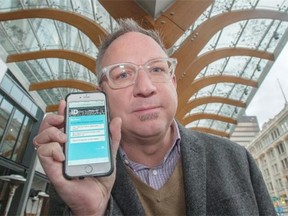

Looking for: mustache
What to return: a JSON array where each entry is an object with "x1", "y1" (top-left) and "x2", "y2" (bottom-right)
[{"x1": 131, "y1": 99, "x2": 161, "y2": 111}]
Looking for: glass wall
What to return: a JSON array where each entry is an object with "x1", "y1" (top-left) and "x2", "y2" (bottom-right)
[
  {"x1": 0, "y1": 72, "x2": 44, "y2": 215},
  {"x1": 0, "y1": 76, "x2": 36, "y2": 163}
]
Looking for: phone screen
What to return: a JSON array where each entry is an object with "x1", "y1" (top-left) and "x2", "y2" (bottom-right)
[
  {"x1": 64, "y1": 92, "x2": 112, "y2": 178},
  {"x1": 67, "y1": 100, "x2": 109, "y2": 166}
]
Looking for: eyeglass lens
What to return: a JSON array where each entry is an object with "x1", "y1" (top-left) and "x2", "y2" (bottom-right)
[{"x1": 107, "y1": 59, "x2": 175, "y2": 88}]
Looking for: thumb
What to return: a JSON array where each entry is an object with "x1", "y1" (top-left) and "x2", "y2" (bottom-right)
[{"x1": 57, "y1": 99, "x2": 66, "y2": 116}]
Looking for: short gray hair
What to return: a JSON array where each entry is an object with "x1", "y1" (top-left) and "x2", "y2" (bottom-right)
[{"x1": 96, "y1": 18, "x2": 167, "y2": 85}]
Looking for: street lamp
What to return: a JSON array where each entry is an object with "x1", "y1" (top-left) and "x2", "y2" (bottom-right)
[
  {"x1": 36, "y1": 192, "x2": 49, "y2": 216},
  {"x1": 0, "y1": 174, "x2": 26, "y2": 216}
]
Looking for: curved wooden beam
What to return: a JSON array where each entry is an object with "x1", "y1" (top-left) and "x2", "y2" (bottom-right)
[
  {"x1": 0, "y1": 8, "x2": 108, "y2": 46},
  {"x1": 172, "y1": 9, "x2": 288, "y2": 79},
  {"x1": 178, "y1": 75, "x2": 258, "y2": 109},
  {"x1": 7, "y1": 49, "x2": 97, "y2": 73},
  {"x1": 176, "y1": 96, "x2": 246, "y2": 120},
  {"x1": 177, "y1": 48, "x2": 274, "y2": 93},
  {"x1": 191, "y1": 127, "x2": 230, "y2": 138},
  {"x1": 154, "y1": 0, "x2": 213, "y2": 48},
  {"x1": 99, "y1": 0, "x2": 213, "y2": 48},
  {"x1": 46, "y1": 104, "x2": 59, "y2": 113},
  {"x1": 29, "y1": 79, "x2": 98, "y2": 91},
  {"x1": 182, "y1": 113, "x2": 237, "y2": 126}
]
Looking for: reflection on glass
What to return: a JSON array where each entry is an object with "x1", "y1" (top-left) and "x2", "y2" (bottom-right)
[
  {"x1": 11, "y1": 85, "x2": 24, "y2": 104},
  {"x1": 0, "y1": 99, "x2": 13, "y2": 145},
  {"x1": 1, "y1": 109, "x2": 24, "y2": 159},
  {"x1": 0, "y1": 76, "x2": 13, "y2": 94},
  {"x1": 12, "y1": 117, "x2": 33, "y2": 162}
]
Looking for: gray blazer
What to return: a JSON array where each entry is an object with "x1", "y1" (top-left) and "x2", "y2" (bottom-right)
[{"x1": 50, "y1": 124, "x2": 276, "y2": 215}]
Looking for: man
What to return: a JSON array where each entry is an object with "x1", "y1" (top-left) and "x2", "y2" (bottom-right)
[{"x1": 33, "y1": 18, "x2": 276, "y2": 215}]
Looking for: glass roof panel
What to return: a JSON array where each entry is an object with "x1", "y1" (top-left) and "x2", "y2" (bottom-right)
[
  {"x1": 229, "y1": 84, "x2": 247, "y2": 101},
  {"x1": 0, "y1": 24, "x2": 16, "y2": 51},
  {"x1": 189, "y1": 85, "x2": 215, "y2": 99},
  {"x1": 0, "y1": 0, "x2": 108, "y2": 108},
  {"x1": 222, "y1": 104, "x2": 237, "y2": 116},
  {"x1": 179, "y1": 0, "x2": 288, "y2": 135},
  {"x1": 256, "y1": 0, "x2": 288, "y2": 10},
  {"x1": 1, "y1": 20, "x2": 33, "y2": 52},
  {"x1": 0, "y1": 0, "x2": 287, "y2": 137},
  {"x1": 213, "y1": 83, "x2": 233, "y2": 97},
  {"x1": 204, "y1": 103, "x2": 222, "y2": 114},
  {"x1": 33, "y1": 19, "x2": 59, "y2": 49},
  {"x1": 197, "y1": 119, "x2": 214, "y2": 128},
  {"x1": 187, "y1": 104, "x2": 206, "y2": 115}
]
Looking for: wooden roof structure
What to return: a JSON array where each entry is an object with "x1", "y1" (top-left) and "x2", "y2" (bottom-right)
[{"x1": 0, "y1": 0, "x2": 288, "y2": 137}]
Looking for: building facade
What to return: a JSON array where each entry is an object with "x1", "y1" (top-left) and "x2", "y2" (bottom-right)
[
  {"x1": 230, "y1": 115, "x2": 260, "y2": 147},
  {"x1": 247, "y1": 104, "x2": 288, "y2": 203},
  {"x1": 0, "y1": 60, "x2": 48, "y2": 215}
]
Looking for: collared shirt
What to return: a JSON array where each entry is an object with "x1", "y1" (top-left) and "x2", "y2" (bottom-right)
[{"x1": 119, "y1": 120, "x2": 181, "y2": 190}]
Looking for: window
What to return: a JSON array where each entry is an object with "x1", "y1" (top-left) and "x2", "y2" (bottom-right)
[
  {"x1": 1, "y1": 109, "x2": 25, "y2": 159},
  {"x1": 281, "y1": 158, "x2": 288, "y2": 169},
  {"x1": 0, "y1": 100, "x2": 36, "y2": 162},
  {"x1": 0, "y1": 76, "x2": 13, "y2": 93},
  {"x1": 0, "y1": 99, "x2": 13, "y2": 146},
  {"x1": 276, "y1": 178, "x2": 283, "y2": 189},
  {"x1": 11, "y1": 116, "x2": 33, "y2": 162},
  {"x1": 264, "y1": 168, "x2": 270, "y2": 177},
  {"x1": 267, "y1": 149, "x2": 275, "y2": 159},
  {"x1": 267, "y1": 182, "x2": 274, "y2": 191},
  {"x1": 1, "y1": 75, "x2": 38, "y2": 118},
  {"x1": 271, "y1": 127, "x2": 281, "y2": 140},
  {"x1": 276, "y1": 128, "x2": 280, "y2": 136},
  {"x1": 277, "y1": 143, "x2": 286, "y2": 155},
  {"x1": 272, "y1": 163, "x2": 279, "y2": 174},
  {"x1": 0, "y1": 93, "x2": 38, "y2": 162}
]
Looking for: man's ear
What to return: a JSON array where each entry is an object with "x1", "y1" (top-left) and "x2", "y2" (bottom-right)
[{"x1": 172, "y1": 75, "x2": 177, "y2": 89}]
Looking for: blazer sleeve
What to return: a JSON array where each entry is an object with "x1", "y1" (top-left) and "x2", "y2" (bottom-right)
[
  {"x1": 108, "y1": 196, "x2": 124, "y2": 216},
  {"x1": 47, "y1": 185, "x2": 69, "y2": 216},
  {"x1": 246, "y1": 150, "x2": 277, "y2": 215}
]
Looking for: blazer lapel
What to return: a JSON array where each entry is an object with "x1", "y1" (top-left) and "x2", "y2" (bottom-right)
[
  {"x1": 112, "y1": 124, "x2": 207, "y2": 216},
  {"x1": 179, "y1": 125, "x2": 207, "y2": 216}
]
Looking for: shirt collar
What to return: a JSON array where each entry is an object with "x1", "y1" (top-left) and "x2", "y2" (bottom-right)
[{"x1": 119, "y1": 119, "x2": 181, "y2": 169}]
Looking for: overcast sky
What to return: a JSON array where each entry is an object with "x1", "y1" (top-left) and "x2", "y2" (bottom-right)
[{"x1": 246, "y1": 42, "x2": 288, "y2": 129}]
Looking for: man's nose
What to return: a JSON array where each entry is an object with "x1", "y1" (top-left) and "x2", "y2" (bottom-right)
[{"x1": 133, "y1": 68, "x2": 156, "y2": 96}]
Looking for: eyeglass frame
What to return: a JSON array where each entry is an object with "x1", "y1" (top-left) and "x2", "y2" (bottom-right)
[{"x1": 99, "y1": 57, "x2": 178, "y2": 89}]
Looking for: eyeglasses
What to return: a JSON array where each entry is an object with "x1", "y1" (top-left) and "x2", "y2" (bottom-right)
[{"x1": 100, "y1": 58, "x2": 177, "y2": 89}]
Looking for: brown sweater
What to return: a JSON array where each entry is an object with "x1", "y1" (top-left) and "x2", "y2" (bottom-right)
[{"x1": 127, "y1": 160, "x2": 186, "y2": 216}]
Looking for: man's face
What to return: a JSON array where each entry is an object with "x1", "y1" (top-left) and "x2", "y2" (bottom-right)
[{"x1": 100, "y1": 32, "x2": 178, "y2": 139}]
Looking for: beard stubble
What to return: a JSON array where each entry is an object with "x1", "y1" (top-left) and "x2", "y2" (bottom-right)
[{"x1": 138, "y1": 112, "x2": 159, "y2": 121}]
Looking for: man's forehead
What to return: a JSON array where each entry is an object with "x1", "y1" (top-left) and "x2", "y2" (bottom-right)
[{"x1": 102, "y1": 32, "x2": 166, "y2": 65}]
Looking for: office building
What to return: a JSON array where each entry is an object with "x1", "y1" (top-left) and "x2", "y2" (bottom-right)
[
  {"x1": 247, "y1": 105, "x2": 288, "y2": 202},
  {"x1": 230, "y1": 115, "x2": 260, "y2": 147}
]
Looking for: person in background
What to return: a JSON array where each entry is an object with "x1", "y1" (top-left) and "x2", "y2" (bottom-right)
[{"x1": 33, "y1": 18, "x2": 276, "y2": 215}]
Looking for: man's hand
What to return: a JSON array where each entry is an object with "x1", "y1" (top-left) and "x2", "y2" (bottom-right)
[{"x1": 33, "y1": 100, "x2": 122, "y2": 215}]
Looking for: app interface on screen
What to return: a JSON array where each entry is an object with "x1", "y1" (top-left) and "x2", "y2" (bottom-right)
[{"x1": 67, "y1": 100, "x2": 109, "y2": 166}]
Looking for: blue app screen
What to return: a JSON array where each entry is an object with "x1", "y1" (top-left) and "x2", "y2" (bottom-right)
[{"x1": 67, "y1": 100, "x2": 109, "y2": 166}]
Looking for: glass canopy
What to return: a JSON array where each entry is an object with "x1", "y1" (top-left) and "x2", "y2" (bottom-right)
[{"x1": 0, "y1": 0, "x2": 287, "y2": 137}]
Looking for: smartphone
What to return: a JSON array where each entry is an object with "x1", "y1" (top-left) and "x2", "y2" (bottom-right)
[{"x1": 64, "y1": 91, "x2": 113, "y2": 178}]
